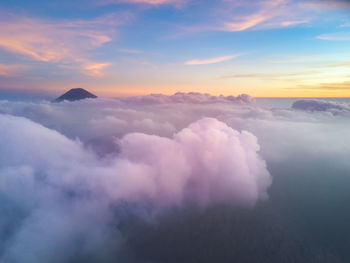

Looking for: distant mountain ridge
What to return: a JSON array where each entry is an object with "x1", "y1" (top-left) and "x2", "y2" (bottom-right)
[{"x1": 55, "y1": 88, "x2": 97, "y2": 102}]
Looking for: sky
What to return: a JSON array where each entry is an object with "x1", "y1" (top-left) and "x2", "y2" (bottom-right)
[{"x1": 0, "y1": 0, "x2": 350, "y2": 98}]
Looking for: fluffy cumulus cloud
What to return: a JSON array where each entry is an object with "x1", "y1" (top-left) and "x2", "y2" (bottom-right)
[
  {"x1": 0, "y1": 107, "x2": 270, "y2": 262},
  {"x1": 2, "y1": 93, "x2": 350, "y2": 262}
]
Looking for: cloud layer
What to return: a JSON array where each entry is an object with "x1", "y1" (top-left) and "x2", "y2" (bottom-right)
[{"x1": 2, "y1": 93, "x2": 350, "y2": 262}]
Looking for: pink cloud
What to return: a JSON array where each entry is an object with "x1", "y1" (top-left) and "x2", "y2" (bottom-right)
[
  {"x1": 224, "y1": 13, "x2": 269, "y2": 32},
  {"x1": 222, "y1": 0, "x2": 299, "y2": 32},
  {"x1": 174, "y1": 0, "x2": 320, "y2": 36},
  {"x1": 185, "y1": 54, "x2": 241, "y2": 65},
  {"x1": 82, "y1": 63, "x2": 112, "y2": 77},
  {"x1": 0, "y1": 13, "x2": 127, "y2": 77},
  {"x1": 222, "y1": 0, "x2": 350, "y2": 32}
]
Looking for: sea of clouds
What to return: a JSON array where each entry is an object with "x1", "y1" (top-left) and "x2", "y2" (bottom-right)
[{"x1": 1, "y1": 93, "x2": 350, "y2": 262}]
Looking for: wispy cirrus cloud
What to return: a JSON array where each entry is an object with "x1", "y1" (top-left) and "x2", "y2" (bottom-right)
[
  {"x1": 224, "y1": 14, "x2": 268, "y2": 32},
  {"x1": 279, "y1": 19, "x2": 310, "y2": 27},
  {"x1": 172, "y1": 0, "x2": 347, "y2": 37},
  {"x1": 0, "y1": 13, "x2": 131, "y2": 77},
  {"x1": 221, "y1": 71, "x2": 320, "y2": 80},
  {"x1": 317, "y1": 32, "x2": 350, "y2": 41},
  {"x1": 185, "y1": 54, "x2": 241, "y2": 65},
  {"x1": 167, "y1": 0, "x2": 313, "y2": 39},
  {"x1": 82, "y1": 63, "x2": 112, "y2": 77},
  {"x1": 221, "y1": 0, "x2": 315, "y2": 32}
]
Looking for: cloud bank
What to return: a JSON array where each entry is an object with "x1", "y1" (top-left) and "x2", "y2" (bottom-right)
[
  {"x1": 121, "y1": 92, "x2": 255, "y2": 104},
  {"x1": 2, "y1": 93, "x2": 350, "y2": 262}
]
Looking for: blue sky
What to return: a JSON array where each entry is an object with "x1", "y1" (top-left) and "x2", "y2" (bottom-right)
[{"x1": 0, "y1": 0, "x2": 350, "y2": 97}]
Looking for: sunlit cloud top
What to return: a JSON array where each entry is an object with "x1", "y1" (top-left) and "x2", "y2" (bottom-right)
[{"x1": 0, "y1": 0, "x2": 350, "y2": 98}]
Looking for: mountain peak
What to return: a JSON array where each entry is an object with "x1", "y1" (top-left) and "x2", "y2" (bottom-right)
[{"x1": 55, "y1": 88, "x2": 97, "y2": 102}]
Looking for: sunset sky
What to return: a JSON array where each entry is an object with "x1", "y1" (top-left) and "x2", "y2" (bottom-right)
[{"x1": 1, "y1": 0, "x2": 350, "y2": 98}]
